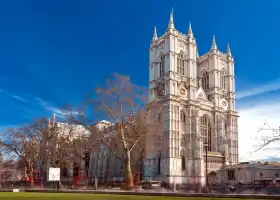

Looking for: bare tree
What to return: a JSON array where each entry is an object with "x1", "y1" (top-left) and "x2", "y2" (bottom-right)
[
  {"x1": 0, "y1": 125, "x2": 41, "y2": 186},
  {"x1": 67, "y1": 73, "x2": 160, "y2": 189},
  {"x1": 34, "y1": 117, "x2": 96, "y2": 187},
  {"x1": 1, "y1": 159, "x2": 17, "y2": 169},
  {"x1": 255, "y1": 120, "x2": 280, "y2": 152}
]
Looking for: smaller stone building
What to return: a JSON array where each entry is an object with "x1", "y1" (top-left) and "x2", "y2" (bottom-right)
[{"x1": 209, "y1": 161, "x2": 280, "y2": 185}]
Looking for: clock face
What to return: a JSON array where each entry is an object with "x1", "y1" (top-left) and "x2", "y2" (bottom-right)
[{"x1": 220, "y1": 99, "x2": 228, "y2": 110}]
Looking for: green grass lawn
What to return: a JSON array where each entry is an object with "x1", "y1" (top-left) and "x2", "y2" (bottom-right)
[{"x1": 0, "y1": 193, "x2": 260, "y2": 200}]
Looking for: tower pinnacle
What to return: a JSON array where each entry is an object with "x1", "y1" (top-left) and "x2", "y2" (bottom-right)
[
  {"x1": 152, "y1": 26, "x2": 158, "y2": 42},
  {"x1": 46, "y1": 118, "x2": 51, "y2": 131},
  {"x1": 52, "y1": 113, "x2": 56, "y2": 127},
  {"x1": 187, "y1": 22, "x2": 193, "y2": 37},
  {"x1": 211, "y1": 35, "x2": 217, "y2": 51},
  {"x1": 227, "y1": 43, "x2": 232, "y2": 57},
  {"x1": 167, "y1": 8, "x2": 175, "y2": 30}
]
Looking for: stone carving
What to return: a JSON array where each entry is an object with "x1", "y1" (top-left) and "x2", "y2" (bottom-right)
[
  {"x1": 197, "y1": 93, "x2": 204, "y2": 101},
  {"x1": 177, "y1": 81, "x2": 188, "y2": 98},
  {"x1": 221, "y1": 90, "x2": 228, "y2": 99},
  {"x1": 200, "y1": 62, "x2": 209, "y2": 72},
  {"x1": 155, "y1": 81, "x2": 165, "y2": 99},
  {"x1": 195, "y1": 87, "x2": 207, "y2": 102},
  {"x1": 159, "y1": 42, "x2": 165, "y2": 49},
  {"x1": 221, "y1": 61, "x2": 226, "y2": 70}
]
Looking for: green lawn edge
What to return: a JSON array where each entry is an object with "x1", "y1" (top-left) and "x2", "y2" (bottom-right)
[{"x1": 0, "y1": 192, "x2": 261, "y2": 200}]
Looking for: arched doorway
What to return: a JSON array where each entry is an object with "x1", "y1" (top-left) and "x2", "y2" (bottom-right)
[{"x1": 208, "y1": 171, "x2": 216, "y2": 185}]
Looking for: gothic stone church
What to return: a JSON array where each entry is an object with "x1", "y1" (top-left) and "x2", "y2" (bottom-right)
[{"x1": 144, "y1": 11, "x2": 239, "y2": 186}]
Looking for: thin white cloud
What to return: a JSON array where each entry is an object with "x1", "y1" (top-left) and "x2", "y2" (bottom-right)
[
  {"x1": 236, "y1": 78, "x2": 280, "y2": 99},
  {"x1": 0, "y1": 124, "x2": 20, "y2": 135},
  {"x1": 239, "y1": 101, "x2": 280, "y2": 161},
  {"x1": 11, "y1": 95, "x2": 28, "y2": 103},
  {"x1": 34, "y1": 97, "x2": 71, "y2": 119}
]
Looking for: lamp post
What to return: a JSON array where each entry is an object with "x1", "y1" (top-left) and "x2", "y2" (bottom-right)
[{"x1": 203, "y1": 142, "x2": 209, "y2": 192}]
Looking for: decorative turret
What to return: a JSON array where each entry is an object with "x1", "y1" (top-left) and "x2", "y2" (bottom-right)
[
  {"x1": 167, "y1": 9, "x2": 175, "y2": 30},
  {"x1": 187, "y1": 23, "x2": 193, "y2": 38},
  {"x1": 210, "y1": 35, "x2": 217, "y2": 51},
  {"x1": 152, "y1": 26, "x2": 158, "y2": 42},
  {"x1": 227, "y1": 43, "x2": 232, "y2": 57},
  {"x1": 52, "y1": 113, "x2": 57, "y2": 127}
]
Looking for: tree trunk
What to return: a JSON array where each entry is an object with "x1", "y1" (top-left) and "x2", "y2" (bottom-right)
[
  {"x1": 27, "y1": 167, "x2": 34, "y2": 187},
  {"x1": 124, "y1": 149, "x2": 134, "y2": 189}
]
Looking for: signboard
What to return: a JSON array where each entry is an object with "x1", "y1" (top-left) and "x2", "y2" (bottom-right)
[{"x1": 48, "y1": 168, "x2": 60, "y2": 181}]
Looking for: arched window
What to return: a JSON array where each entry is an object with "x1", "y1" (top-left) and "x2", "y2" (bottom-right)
[
  {"x1": 220, "y1": 69, "x2": 227, "y2": 90},
  {"x1": 177, "y1": 53, "x2": 184, "y2": 75},
  {"x1": 84, "y1": 151, "x2": 90, "y2": 176},
  {"x1": 180, "y1": 111, "x2": 186, "y2": 122},
  {"x1": 159, "y1": 54, "x2": 165, "y2": 77},
  {"x1": 157, "y1": 154, "x2": 161, "y2": 175},
  {"x1": 224, "y1": 121, "x2": 227, "y2": 132},
  {"x1": 181, "y1": 155, "x2": 186, "y2": 170},
  {"x1": 180, "y1": 111, "x2": 186, "y2": 132},
  {"x1": 201, "y1": 71, "x2": 209, "y2": 91},
  {"x1": 200, "y1": 115, "x2": 212, "y2": 151}
]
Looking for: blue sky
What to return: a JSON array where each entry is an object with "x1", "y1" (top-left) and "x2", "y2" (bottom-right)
[{"x1": 0, "y1": 0, "x2": 280, "y2": 160}]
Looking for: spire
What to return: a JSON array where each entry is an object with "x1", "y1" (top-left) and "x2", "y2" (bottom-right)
[
  {"x1": 197, "y1": 49, "x2": 199, "y2": 58},
  {"x1": 227, "y1": 43, "x2": 232, "y2": 57},
  {"x1": 52, "y1": 113, "x2": 56, "y2": 127},
  {"x1": 187, "y1": 22, "x2": 193, "y2": 37},
  {"x1": 46, "y1": 118, "x2": 51, "y2": 131},
  {"x1": 167, "y1": 8, "x2": 175, "y2": 30},
  {"x1": 211, "y1": 35, "x2": 217, "y2": 51},
  {"x1": 152, "y1": 26, "x2": 158, "y2": 42}
]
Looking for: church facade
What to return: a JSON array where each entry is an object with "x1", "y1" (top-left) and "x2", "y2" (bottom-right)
[
  {"x1": 144, "y1": 11, "x2": 239, "y2": 186},
  {"x1": 37, "y1": 12, "x2": 239, "y2": 187}
]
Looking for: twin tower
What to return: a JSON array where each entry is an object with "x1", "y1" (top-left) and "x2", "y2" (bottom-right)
[{"x1": 145, "y1": 10, "x2": 238, "y2": 186}]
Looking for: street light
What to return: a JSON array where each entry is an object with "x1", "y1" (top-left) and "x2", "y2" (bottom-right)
[{"x1": 203, "y1": 142, "x2": 209, "y2": 192}]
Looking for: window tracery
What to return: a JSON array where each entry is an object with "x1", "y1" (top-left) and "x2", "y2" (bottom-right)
[
  {"x1": 220, "y1": 69, "x2": 227, "y2": 90},
  {"x1": 180, "y1": 111, "x2": 186, "y2": 132},
  {"x1": 181, "y1": 155, "x2": 186, "y2": 170},
  {"x1": 202, "y1": 71, "x2": 209, "y2": 91},
  {"x1": 177, "y1": 52, "x2": 184, "y2": 75},
  {"x1": 159, "y1": 54, "x2": 165, "y2": 77},
  {"x1": 157, "y1": 153, "x2": 161, "y2": 175},
  {"x1": 200, "y1": 115, "x2": 212, "y2": 151}
]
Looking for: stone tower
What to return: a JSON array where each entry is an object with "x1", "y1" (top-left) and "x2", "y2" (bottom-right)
[{"x1": 145, "y1": 10, "x2": 239, "y2": 186}]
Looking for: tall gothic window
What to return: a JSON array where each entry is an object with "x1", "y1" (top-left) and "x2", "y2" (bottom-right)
[
  {"x1": 157, "y1": 154, "x2": 161, "y2": 175},
  {"x1": 201, "y1": 72, "x2": 209, "y2": 91},
  {"x1": 177, "y1": 52, "x2": 184, "y2": 75},
  {"x1": 220, "y1": 70, "x2": 227, "y2": 90},
  {"x1": 181, "y1": 155, "x2": 186, "y2": 170},
  {"x1": 180, "y1": 111, "x2": 186, "y2": 122},
  {"x1": 200, "y1": 115, "x2": 212, "y2": 151},
  {"x1": 159, "y1": 54, "x2": 165, "y2": 77},
  {"x1": 180, "y1": 111, "x2": 186, "y2": 132},
  {"x1": 84, "y1": 151, "x2": 90, "y2": 176}
]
